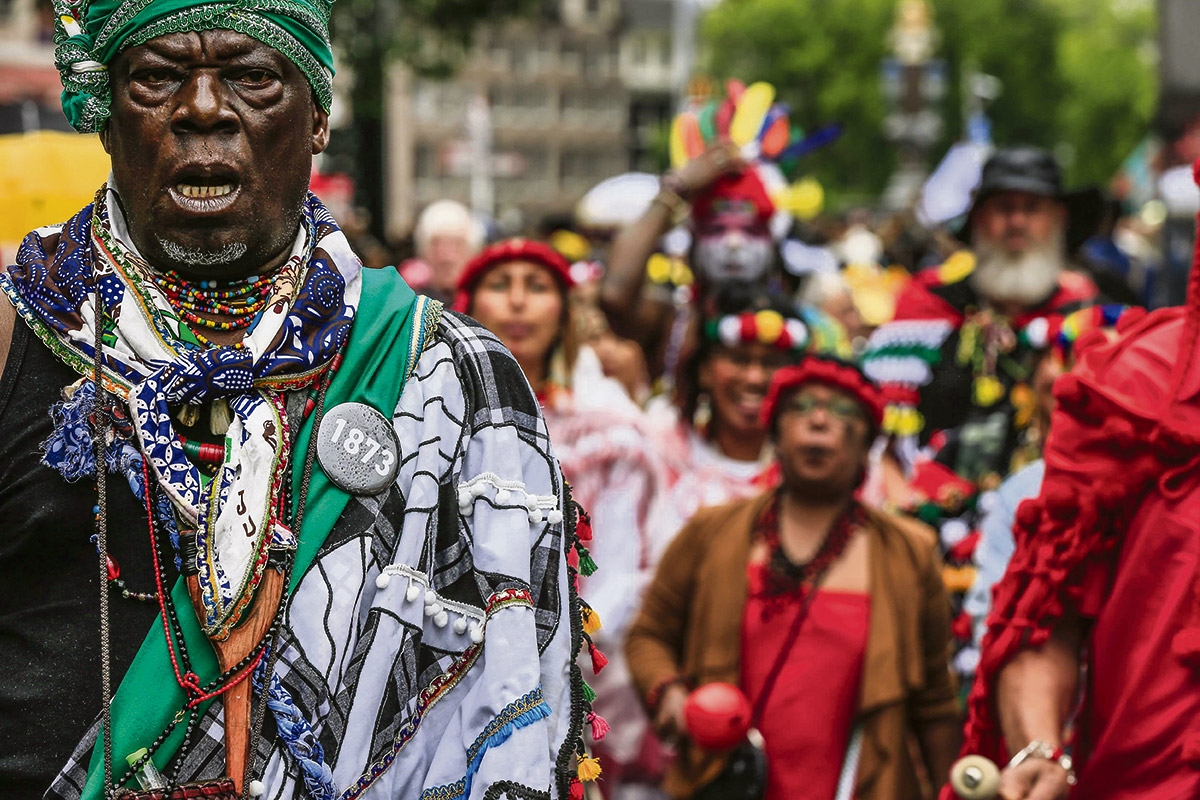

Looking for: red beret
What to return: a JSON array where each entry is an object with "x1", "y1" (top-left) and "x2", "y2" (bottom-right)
[
  {"x1": 761, "y1": 357, "x2": 885, "y2": 430},
  {"x1": 452, "y1": 238, "x2": 575, "y2": 312}
]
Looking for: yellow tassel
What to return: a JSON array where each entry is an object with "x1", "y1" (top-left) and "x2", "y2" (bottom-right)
[
  {"x1": 581, "y1": 607, "x2": 602, "y2": 636},
  {"x1": 577, "y1": 755, "x2": 602, "y2": 782}
]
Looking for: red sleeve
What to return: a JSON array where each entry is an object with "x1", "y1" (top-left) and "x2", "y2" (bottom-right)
[{"x1": 953, "y1": 307, "x2": 1183, "y2": 769}]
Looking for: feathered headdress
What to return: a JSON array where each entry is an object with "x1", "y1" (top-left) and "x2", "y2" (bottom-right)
[{"x1": 669, "y1": 80, "x2": 843, "y2": 226}]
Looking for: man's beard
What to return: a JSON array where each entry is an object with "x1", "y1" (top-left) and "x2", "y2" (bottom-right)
[
  {"x1": 971, "y1": 230, "x2": 1066, "y2": 308},
  {"x1": 156, "y1": 238, "x2": 249, "y2": 269}
]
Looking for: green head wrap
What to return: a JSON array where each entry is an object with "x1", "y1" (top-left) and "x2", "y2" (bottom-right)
[{"x1": 54, "y1": 0, "x2": 334, "y2": 133}]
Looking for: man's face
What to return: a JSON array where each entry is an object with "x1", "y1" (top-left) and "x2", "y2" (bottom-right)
[
  {"x1": 970, "y1": 190, "x2": 1067, "y2": 309},
  {"x1": 773, "y1": 383, "x2": 871, "y2": 499},
  {"x1": 693, "y1": 206, "x2": 774, "y2": 284},
  {"x1": 971, "y1": 191, "x2": 1066, "y2": 257},
  {"x1": 427, "y1": 233, "x2": 474, "y2": 292},
  {"x1": 103, "y1": 30, "x2": 330, "y2": 280}
]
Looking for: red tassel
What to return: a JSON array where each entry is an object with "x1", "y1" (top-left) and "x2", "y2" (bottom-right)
[
  {"x1": 575, "y1": 507, "x2": 593, "y2": 542},
  {"x1": 588, "y1": 641, "x2": 608, "y2": 674},
  {"x1": 947, "y1": 531, "x2": 981, "y2": 563},
  {"x1": 951, "y1": 611, "x2": 974, "y2": 642},
  {"x1": 569, "y1": 778, "x2": 584, "y2": 800},
  {"x1": 588, "y1": 710, "x2": 610, "y2": 741}
]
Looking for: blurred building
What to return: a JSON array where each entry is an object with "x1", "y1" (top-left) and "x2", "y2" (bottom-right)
[
  {"x1": 0, "y1": 0, "x2": 688, "y2": 238},
  {"x1": 384, "y1": 0, "x2": 680, "y2": 239},
  {"x1": 0, "y1": 0, "x2": 72, "y2": 134}
]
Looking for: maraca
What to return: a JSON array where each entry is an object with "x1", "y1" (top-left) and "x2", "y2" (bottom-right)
[
  {"x1": 949, "y1": 755, "x2": 1001, "y2": 799},
  {"x1": 683, "y1": 682, "x2": 753, "y2": 750}
]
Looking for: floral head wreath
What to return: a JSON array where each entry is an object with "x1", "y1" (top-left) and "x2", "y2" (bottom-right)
[
  {"x1": 761, "y1": 356, "x2": 886, "y2": 431},
  {"x1": 704, "y1": 309, "x2": 809, "y2": 353},
  {"x1": 670, "y1": 79, "x2": 843, "y2": 226}
]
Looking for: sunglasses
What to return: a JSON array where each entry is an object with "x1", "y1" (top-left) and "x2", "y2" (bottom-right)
[{"x1": 781, "y1": 392, "x2": 864, "y2": 422}]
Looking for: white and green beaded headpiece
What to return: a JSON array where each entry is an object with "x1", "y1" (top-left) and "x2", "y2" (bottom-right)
[{"x1": 53, "y1": 0, "x2": 335, "y2": 133}]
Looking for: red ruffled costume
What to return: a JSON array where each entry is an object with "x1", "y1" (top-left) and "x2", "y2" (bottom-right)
[{"x1": 948, "y1": 160, "x2": 1200, "y2": 798}]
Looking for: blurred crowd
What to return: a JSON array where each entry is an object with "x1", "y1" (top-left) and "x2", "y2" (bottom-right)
[{"x1": 342, "y1": 83, "x2": 1160, "y2": 800}]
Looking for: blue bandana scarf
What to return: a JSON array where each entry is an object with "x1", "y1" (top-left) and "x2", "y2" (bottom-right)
[{"x1": 0, "y1": 186, "x2": 361, "y2": 637}]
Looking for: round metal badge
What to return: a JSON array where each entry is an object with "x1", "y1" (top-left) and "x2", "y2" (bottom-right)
[{"x1": 316, "y1": 402, "x2": 401, "y2": 495}]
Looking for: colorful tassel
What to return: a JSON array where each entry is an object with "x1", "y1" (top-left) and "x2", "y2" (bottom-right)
[
  {"x1": 582, "y1": 680, "x2": 597, "y2": 703},
  {"x1": 760, "y1": 112, "x2": 790, "y2": 158},
  {"x1": 777, "y1": 122, "x2": 845, "y2": 162},
  {"x1": 681, "y1": 112, "x2": 704, "y2": 161},
  {"x1": 581, "y1": 605, "x2": 602, "y2": 636},
  {"x1": 725, "y1": 78, "x2": 746, "y2": 104},
  {"x1": 715, "y1": 96, "x2": 735, "y2": 137},
  {"x1": 569, "y1": 778, "x2": 584, "y2": 800},
  {"x1": 587, "y1": 711, "x2": 610, "y2": 741},
  {"x1": 588, "y1": 641, "x2": 608, "y2": 674},
  {"x1": 577, "y1": 755, "x2": 603, "y2": 782},
  {"x1": 574, "y1": 505, "x2": 593, "y2": 542},
  {"x1": 697, "y1": 102, "x2": 717, "y2": 142},
  {"x1": 576, "y1": 544, "x2": 598, "y2": 577}
]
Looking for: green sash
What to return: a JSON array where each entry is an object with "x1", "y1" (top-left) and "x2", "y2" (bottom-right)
[{"x1": 81, "y1": 268, "x2": 422, "y2": 799}]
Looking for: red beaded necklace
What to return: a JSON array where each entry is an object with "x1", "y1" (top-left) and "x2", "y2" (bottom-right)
[{"x1": 757, "y1": 491, "x2": 865, "y2": 600}]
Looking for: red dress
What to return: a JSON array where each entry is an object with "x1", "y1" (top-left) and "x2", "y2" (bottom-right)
[
  {"x1": 953, "y1": 305, "x2": 1200, "y2": 798},
  {"x1": 741, "y1": 562, "x2": 870, "y2": 800}
]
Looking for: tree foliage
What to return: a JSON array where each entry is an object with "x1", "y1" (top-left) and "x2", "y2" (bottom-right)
[{"x1": 701, "y1": 0, "x2": 1157, "y2": 204}]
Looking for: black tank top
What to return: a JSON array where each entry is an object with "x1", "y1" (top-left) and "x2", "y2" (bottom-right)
[{"x1": 0, "y1": 321, "x2": 161, "y2": 798}]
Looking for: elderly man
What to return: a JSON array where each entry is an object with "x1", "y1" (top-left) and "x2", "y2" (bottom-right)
[
  {"x1": 0, "y1": 3, "x2": 586, "y2": 799},
  {"x1": 398, "y1": 199, "x2": 485, "y2": 305},
  {"x1": 627, "y1": 356, "x2": 959, "y2": 799},
  {"x1": 861, "y1": 147, "x2": 1104, "y2": 691},
  {"x1": 864, "y1": 147, "x2": 1102, "y2": 486}
]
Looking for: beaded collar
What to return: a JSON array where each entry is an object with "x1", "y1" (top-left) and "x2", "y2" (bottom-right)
[{"x1": 754, "y1": 491, "x2": 865, "y2": 605}]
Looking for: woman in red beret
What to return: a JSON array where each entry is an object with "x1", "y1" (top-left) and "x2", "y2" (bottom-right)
[
  {"x1": 455, "y1": 237, "x2": 664, "y2": 796},
  {"x1": 628, "y1": 356, "x2": 961, "y2": 800}
]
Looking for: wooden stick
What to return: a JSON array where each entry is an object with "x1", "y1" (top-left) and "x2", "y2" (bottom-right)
[{"x1": 188, "y1": 568, "x2": 284, "y2": 794}]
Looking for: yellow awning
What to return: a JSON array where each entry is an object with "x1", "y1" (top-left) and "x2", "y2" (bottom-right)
[{"x1": 0, "y1": 130, "x2": 109, "y2": 249}]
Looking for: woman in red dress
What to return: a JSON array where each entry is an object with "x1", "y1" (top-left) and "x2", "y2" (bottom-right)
[{"x1": 627, "y1": 357, "x2": 961, "y2": 799}]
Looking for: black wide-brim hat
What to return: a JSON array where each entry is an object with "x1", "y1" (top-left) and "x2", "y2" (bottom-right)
[{"x1": 957, "y1": 146, "x2": 1104, "y2": 253}]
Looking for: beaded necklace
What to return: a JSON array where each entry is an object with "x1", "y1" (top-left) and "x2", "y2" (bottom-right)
[
  {"x1": 149, "y1": 270, "x2": 274, "y2": 334},
  {"x1": 90, "y1": 287, "x2": 333, "y2": 794},
  {"x1": 756, "y1": 490, "x2": 865, "y2": 601}
]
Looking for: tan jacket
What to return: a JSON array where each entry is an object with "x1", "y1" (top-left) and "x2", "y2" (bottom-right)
[{"x1": 625, "y1": 492, "x2": 960, "y2": 799}]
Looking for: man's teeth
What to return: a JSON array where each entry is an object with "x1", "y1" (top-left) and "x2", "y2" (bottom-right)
[{"x1": 177, "y1": 183, "x2": 234, "y2": 198}]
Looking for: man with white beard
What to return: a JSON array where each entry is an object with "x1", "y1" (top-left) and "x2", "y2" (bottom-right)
[
  {"x1": 864, "y1": 147, "x2": 1101, "y2": 487},
  {"x1": 861, "y1": 148, "x2": 1103, "y2": 687}
]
